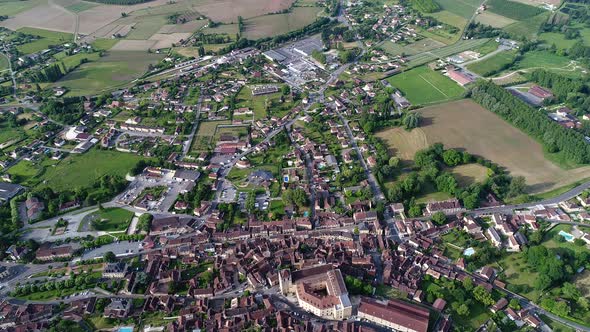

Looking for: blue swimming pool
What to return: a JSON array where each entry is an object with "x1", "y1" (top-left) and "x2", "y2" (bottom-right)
[
  {"x1": 119, "y1": 327, "x2": 134, "y2": 332},
  {"x1": 558, "y1": 230, "x2": 575, "y2": 242},
  {"x1": 463, "y1": 247, "x2": 475, "y2": 256}
]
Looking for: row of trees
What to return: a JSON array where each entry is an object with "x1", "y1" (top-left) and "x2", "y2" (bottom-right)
[
  {"x1": 31, "y1": 63, "x2": 66, "y2": 83},
  {"x1": 469, "y1": 80, "x2": 590, "y2": 164}
]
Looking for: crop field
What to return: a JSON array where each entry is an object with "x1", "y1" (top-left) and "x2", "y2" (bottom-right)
[
  {"x1": 503, "y1": 11, "x2": 549, "y2": 39},
  {"x1": 401, "y1": 38, "x2": 446, "y2": 55},
  {"x1": 189, "y1": 0, "x2": 296, "y2": 23},
  {"x1": 242, "y1": 6, "x2": 321, "y2": 40},
  {"x1": 405, "y1": 38, "x2": 489, "y2": 67},
  {"x1": 1, "y1": 3, "x2": 76, "y2": 33},
  {"x1": 0, "y1": 0, "x2": 45, "y2": 17},
  {"x1": 539, "y1": 32, "x2": 579, "y2": 50},
  {"x1": 65, "y1": 1, "x2": 96, "y2": 12},
  {"x1": 434, "y1": 0, "x2": 483, "y2": 18},
  {"x1": 515, "y1": 51, "x2": 572, "y2": 70},
  {"x1": 55, "y1": 51, "x2": 163, "y2": 96},
  {"x1": 428, "y1": 10, "x2": 468, "y2": 29},
  {"x1": 486, "y1": 0, "x2": 544, "y2": 20},
  {"x1": 16, "y1": 27, "x2": 73, "y2": 54},
  {"x1": 380, "y1": 41, "x2": 406, "y2": 56},
  {"x1": 386, "y1": 66, "x2": 464, "y2": 105},
  {"x1": 466, "y1": 50, "x2": 518, "y2": 76},
  {"x1": 37, "y1": 149, "x2": 144, "y2": 191},
  {"x1": 376, "y1": 99, "x2": 590, "y2": 194},
  {"x1": 474, "y1": 11, "x2": 516, "y2": 28}
]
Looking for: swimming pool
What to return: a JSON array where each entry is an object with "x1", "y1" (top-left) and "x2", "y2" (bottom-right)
[
  {"x1": 558, "y1": 230, "x2": 575, "y2": 242},
  {"x1": 119, "y1": 327, "x2": 134, "y2": 332},
  {"x1": 463, "y1": 247, "x2": 475, "y2": 256}
]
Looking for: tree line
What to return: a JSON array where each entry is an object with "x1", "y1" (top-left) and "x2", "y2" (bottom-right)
[{"x1": 469, "y1": 80, "x2": 590, "y2": 164}]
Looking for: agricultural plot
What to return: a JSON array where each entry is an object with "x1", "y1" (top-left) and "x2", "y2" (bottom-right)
[
  {"x1": 37, "y1": 149, "x2": 144, "y2": 191},
  {"x1": 434, "y1": 0, "x2": 483, "y2": 18},
  {"x1": 474, "y1": 11, "x2": 516, "y2": 28},
  {"x1": 503, "y1": 11, "x2": 549, "y2": 40},
  {"x1": 55, "y1": 51, "x2": 163, "y2": 96},
  {"x1": 65, "y1": 1, "x2": 96, "y2": 12},
  {"x1": 402, "y1": 38, "x2": 446, "y2": 55},
  {"x1": 0, "y1": 0, "x2": 45, "y2": 17},
  {"x1": 187, "y1": 0, "x2": 296, "y2": 23},
  {"x1": 191, "y1": 120, "x2": 231, "y2": 153},
  {"x1": 428, "y1": 10, "x2": 468, "y2": 29},
  {"x1": 376, "y1": 99, "x2": 590, "y2": 194},
  {"x1": 466, "y1": 50, "x2": 518, "y2": 76},
  {"x1": 486, "y1": 0, "x2": 544, "y2": 20},
  {"x1": 386, "y1": 66, "x2": 464, "y2": 105},
  {"x1": 0, "y1": 3, "x2": 75, "y2": 34},
  {"x1": 405, "y1": 38, "x2": 489, "y2": 67},
  {"x1": 16, "y1": 27, "x2": 74, "y2": 54},
  {"x1": 539, "y1": 32, "x2": 579, "y2": 50},
  {"x1": 0, "y1": 56, "x2": 9, "y2": 71},
  {"x1": 379, "y1": 41, "x2": 406, "y2": 56},
  {"x1": 514, "y1": 51, "x2": 572, "y2": 70},
  {"x1": 242, "y1": 6, "x2": 321, "y2": 40}
]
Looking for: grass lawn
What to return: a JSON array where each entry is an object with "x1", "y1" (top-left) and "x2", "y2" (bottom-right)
[
  {"x1": 6, "y1": 160, "x2": 41, "y2": 184},
  {"x1": 473, "y1": 39, "x2": 500, "y2": 55},
  {"x1": 55, "y1": 51, "x2": 101, "y2": 71},
  {"x1": 387, "y1": 66, "x2": 464, "y2": 105},
  {"x1": 235, "y1": 85, "x2": 295, "y2": 119},
  {"x1": 0, "y1": 122, "x2": 24, "y2": 145},
  {"x1": 380, "y1": 40, "x2": 406, "y2": 56},
  {"x1": 496, "y1": 252, "x2": 541, "y2": 300},
  {"x1": 415, "y1": 182, "x2": 452, "y2": 204},
  {"x1": 17, "y1": 287, "x2": 79, "y2": 301},
  {"x1": 486, "y1": 0, "x2": 544, "y2": 20},
  {"x1": 0, "y1": 55, "x2": 9, "y2": 71},
  {"x1": 515, "y1": 51, "x2": 572, "y2": 70},
  {"x1": 466, "y1": 50, "x2": 518, "y2": 76},
  {"x1": 91, "y1": 38, "x2": 119, "y2": 51},
  {"x1": 539, "y1": 32, "x2": 579, "y2": 50},
  {"x1": 16, "y1": 27, "x2": 74, "y2": 54},
  {"x1": 405, "y1": 38, "x2": 490, "y2": 67},
  {"x1": 449, "y1": 164, "x2": 489, "y2": 187},
  {"x1": 539, "y1": 314, "x2": 576, "y2": 332},
  {"x1": 88, "y1": 207, "x2": 133, "y2": 232},
  {"x1": 38, "y1": 148, "x2": 144, "y2": 191},
  {"x1": 543, "y1": 224, "x2": 589, "y2": 254}
]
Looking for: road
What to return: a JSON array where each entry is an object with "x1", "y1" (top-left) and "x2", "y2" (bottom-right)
[
  {"x1": 182, "y1": 87, "x2": 203, "y2": 158},
  {"x1": 1, "y1": 52, "x2": 17, "y2": 99}
]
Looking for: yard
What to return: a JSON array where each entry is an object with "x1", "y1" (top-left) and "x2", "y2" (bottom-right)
[
  {"x1": 37, "y1": 148, "x2": 144, "y2": 191},
  {"x1": 386, "y1": 66, "x2": 464, "y2": 105},
  {"x1": 375, "y1": 99, "x2": 590, "y2": 194}
]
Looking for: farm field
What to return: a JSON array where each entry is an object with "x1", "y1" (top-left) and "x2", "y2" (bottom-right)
[
  {"x1": 37, "y1": 148, "x2": 144, "y2": 191},
  {"x1": 486, "y1": 0, "x2": 544, "y2": 20},
  {"x1": 405, "y1": 38, "x2": 489, "y2": 67},
  {"x1": 65, "y1": 1, "x2": 96, "y2": 12},
  {"x1": 539, "y1": 32, "x2": 579, "y2": 50},
  {"x1": 55, "y1": 51, "x2": 163, "y2": 96},
  {"x1": 379, "y1": 41, "x2": 406, "y2": 56},
  {"x1": 514, "y1": 51, "x2": 572, "y2": 70},
  {"x1": 434, "y1": 0, "x2": 483, "y2": 18},
  {"x1": 0, "y1": 0, "x2": 45, "y2": 16},
  {"x1": 187, "y1": 0, "x2": 296, "y2": 23},
  {"x1": 386, "y1": 66, "x2": 464, "y2": 105},
  {"x1": 466, "y1": 50, "x2": 518, "y2": 76},
  {"x1": 242, "y1": 6, "x2": 321, "y2": 40},
  {"x1": 503, "y1": 11, "x2": 549, "y2": 39},
  {"x1": 375, "y1": 99, "x2": 590, "y2": 194},
  {"x1": 16, "y1": 27, "x2": 73, "y2": 54},
  {"x1": 427, "y1": 10, "x2": 468, "y2": 29},
  {"x1": 474, "y1": 11, "x2": 516, "y2": 28},
  {"x1": 0, "y1": 56, "x2": 8, "y2": 71},
  {"x1": 401, "y1": 38, "x2": 446, "y2": 55}
]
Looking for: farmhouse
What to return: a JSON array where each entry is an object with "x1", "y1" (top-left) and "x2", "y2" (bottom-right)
[
  {"x1": 446, "y1": 66, "x2": 474, "y2": 86},
  {"x1": 425, "y1": 198, "x2": 464, "y2": 215},
  {"x1": 358, "y1": 297, "x2": 429, "y2": 332}
]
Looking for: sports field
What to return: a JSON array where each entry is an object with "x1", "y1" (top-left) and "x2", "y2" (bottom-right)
[
  {"x1": 466, "y1": 50, "x2": 517, "y2": 76},
  {"x1": 376, "y1": 99, "x2": 590, "y2": 194},
  {"x1": 386, "y1": 66, "x2": 464, "y2": 105},
  {"x1": 405, "y1": 38, "x2": 489, "y2": 67}
]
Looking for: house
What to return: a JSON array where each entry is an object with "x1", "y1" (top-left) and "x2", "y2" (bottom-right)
[
  {"x1": 103, "y1": 298, "x2": 132, "y2": 318},
  {"x1": 446, "y1": 67, "x2": 474, "y2": 86},
  {"x1": 480, "y1": 266, "x2": 495, "y2": 281},
  {"x1": 5, "y1": 245, "x2": 28, "y2": 261},
  {"x1": 0, "y1": 182, "x2": 24, "y2": 206},
  {"x1": 358, "y1": 298, "x2": 429, "y2": 332},
  {"x1": 24, "y1": 197, "x2": 44, "y2": 221},
  {"x1": 433, "y1": 298, "x2": 446, "y2": 311},
  {"x1": 491, "y1": 298, "x2": 508, "y2": 313},
  {"x1": 425, "y1": 199, "x2": 464, "y2": 215},
  {"x1": 36, "y1": 245, "x2": 74, "y2": 261},
  {"x1": 173, "y1": 169, "x2": 200, "y2": 182},
  {"x1": 486, "y1": 227, "x2": 502, "y2": 248}
]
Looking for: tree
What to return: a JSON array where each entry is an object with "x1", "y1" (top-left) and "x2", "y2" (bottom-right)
[
  {"x1": 507, "y1": 176, "x2": 526, "y2": 198},
  {"x1": 388, "y1": 157, "x2": 401, "y2": 168},
  {"x1": 103, "y1": 251, "x2": 117, "y2": 263},
  {"x1": 509, "y1": 298, "x2": 521, "y2": 310},
  {"x1": 442, "y1": 149, "x2": 462, "y2": 166},
  {"x1": 455, "y1": 303, "x2": 470, "y2": 316},
  {"x1": 245, "y1": 192, "x2": 256, "y2": 214},
  {"x1": 138, "y1": 213, "x2": 153, "y2": 232},
  {"x1": 473, "y1": 286, "x2": 495, "y2": 306},
  {"x1": 462, "y1": 277, "x2": 474, "y2": 291},
  {"x1": 403, "y1": 113, "x2": 420, "y2": 130},
  {"x1": 431, "y1": 211, "x2": 447, "y2": 225}
]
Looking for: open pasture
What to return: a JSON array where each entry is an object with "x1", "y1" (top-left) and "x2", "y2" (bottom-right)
[
  {"x1": 434, "y1": 0, "x2": 483, "y2": 18},
  {"x1": 386, "y1": 66, "x2": 464, "y2": 105},
  {"x1": 466, "y1": 50, "x2": 518, "y2": 76},
  {"x1": 16, "y1": 27, "x2": 74, "y2": 54},
  {"x1": 474, "y1": 11, "x2": 516, "y2": 28},
  {"x1": 376, "y1": 99, "x2": 590, "y2": 194},
  {"x1": 189, "y1": 0, "x2": 296, "y2": 23}
]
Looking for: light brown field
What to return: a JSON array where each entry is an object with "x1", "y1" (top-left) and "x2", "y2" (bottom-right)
[
  {"x1": 575, "y1": 270, "x2": 590, "y2": 297},
  {"x1": 0, "y1": 3, "x2": 76, "y2": 33},
  {"x1": 475, "y1": 11, "x2": 516, "y2": 28},
  {"x1": 242, "y1": 6, "x2": 320, "y2": 40},
  {"x1": 110, "y1": 39, "x2": 156, "y2": 51},
  {"x1": 149, "y1": 32, "x2": 192, "y2": 49},
  {"x1": 157, "y1": 20, "x2": 207, "y2": 33},
  {"x1": 189, "y1": 0, "x2": 296, "y2": 23},
  {"x1": 449, "y1": 164, "x2": 489, "y2": 187},
  {"x1": 376, "y1": 99, "x2": 590, "y2": 194}
]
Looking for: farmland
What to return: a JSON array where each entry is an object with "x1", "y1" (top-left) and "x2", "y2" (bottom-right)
[
  {"x1": 486, "y1": 0, "x2": 544, "y2": 20},
  {"x1": 503, "y1": 11, "x2": 549, "y2": 39},
  {"x1": 466, "y1": 50, "x2": 518, "y2": 76},
  {"x1": 16, "y1": 27, "x2": 73, "y2": 54},
  {"x1": 433, "y1": 0, "x2": 483, "y2": 18},
  {"x1": 405, "y1": 38, "x2": 489, "y2": 67},
  {"x1": 375, "y1": 99, "x2": 590, "y2": 194},
  {"x1": 386, "y1": 66, "x2": 464, "y2": 105},
  {"x1": 242, "y1": 6, "x2": 321, "y2": 40},
  {"x1": 474, "y1": 11, "x2": 516, "y2": 28},
  {"x1": 55, "y1": 51, "x2": 163, "y2": 96}
]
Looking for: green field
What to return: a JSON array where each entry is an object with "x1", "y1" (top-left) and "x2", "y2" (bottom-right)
[
  {"x1": 55, "y1": 51, "x2": 163, "y2": 96},
  {"x1": 16, "y1": 27, "x2": 74, "y2": 54},
  {"x1": 486, "y1": 0, "x2": 544, "y2": 20},
  {"x1": 0, "y1": 55, "x2": 9, "y2": 71},
  {"x1": 405, "y1": 38, "x2": 490, "y2": 67},
  {"x1": 434, "y1": 0, "x2": 483, "y2": 18},
  {"x1": 0, "y1": 0, "x2": 44, "y2": 16},
  {"x1": 55, "y1": 51, "x2": 102, "y2": 71},
  {"x1": 38, "y1": 148, "x2": 144, "y2": 191},
  {"x1": 88, "y1": 207, "x2": 133, "y2": 232},
  {"x1": 65, "y1": 1, "x2": 96, "y2": 12},
  {"x1": 0, "y1": 123, "x2": 24, "y2": 145},
  {"x1": 539, "y1": 32, "x2": 579, "y2": 50},
  {"x1": 503, "y1": 12, "x2": 550, "y2": 40},
  {"x1": 515, "y1": 51, "x2": 572, "y2": 70},
  {"x1": 386, "y1": 66, "x2": 464, "y2": 105},
  {"x1": 91, "y1": 39, "x2": 119, "y2": 51},
  {"x1": 466, "y1": 50, "x2": 517, "y2": 76}
]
